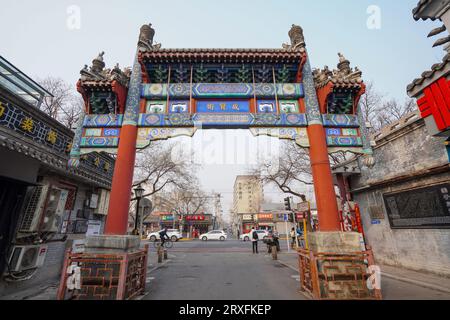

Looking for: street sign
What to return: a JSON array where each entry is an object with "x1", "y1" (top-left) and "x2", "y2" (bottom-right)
[{"x1": 297, "y1": 201, "x2": 310, "y2": 212}]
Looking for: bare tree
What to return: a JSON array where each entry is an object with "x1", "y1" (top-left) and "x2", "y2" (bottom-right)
[
  {"x1": 359, "y1": 81, "x2": 384, "y2": 133},
  {"x1": 252, "y1": 141, "x2": 312, "y2": 201},
  {"x1": 37, "y1": 76, "x2": 82, "y2": 129},
  {"x1": 166, "y1": 185, "x2": 211, "y2": 218},
  {"x1": 133, "y1": 142, "x2": 196, "y2": 198},
  {"x1": 377, "y1": 98, "x2": 416, "y2": 127},
  {"x1": 129, "y1": 142, "x2": 198, "y2": 225}
]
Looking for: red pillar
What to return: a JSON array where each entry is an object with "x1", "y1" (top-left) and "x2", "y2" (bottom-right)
[
  {"x1": 307, "y1": 124, "x2": 341, "y2": 231},
  {"x1": 105, "y1": 124, "x2": 138, "y2": 235}
]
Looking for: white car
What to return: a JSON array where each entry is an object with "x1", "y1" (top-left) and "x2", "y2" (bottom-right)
[
  {"x1": 147, "y1": 229, "x2": 183, "y2": 242},
  {"x1": 240, "y1": 230, "x2": 269, "y2": 241},
  {"x1": 200, "y1": 230, "x2": 227, "y2": 241}
]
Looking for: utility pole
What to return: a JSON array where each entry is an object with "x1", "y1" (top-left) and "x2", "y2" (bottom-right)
[{"x1": 213, "y1": 192, "x2": 223, "y2": 230}]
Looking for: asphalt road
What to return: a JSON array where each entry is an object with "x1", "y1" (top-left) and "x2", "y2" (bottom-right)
[
  {"x1": 143, "y1": 239, "x2": 305, "y2": 300},
  {"x1": 141, "y1": 238, "x2": 450, "y2": 300}
]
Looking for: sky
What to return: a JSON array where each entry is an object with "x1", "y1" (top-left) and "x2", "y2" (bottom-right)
[{"x1": 0, "y1": 0, "x2": 445, "y2": 221}]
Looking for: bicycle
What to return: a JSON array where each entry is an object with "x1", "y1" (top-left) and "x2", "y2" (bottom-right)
[{"x1": 152, "y1": 238, "x2": 173, "y2": 249}]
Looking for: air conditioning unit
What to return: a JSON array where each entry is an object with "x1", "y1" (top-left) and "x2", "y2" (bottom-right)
[
  {"x1": 19, "y1": 184, "x2": 50, "y2": 233},
  {"x1": 8, "y1": 245, "x2": 48, "y2": 273},
  {"x1": 41, "y1": 189, "x2": 69, "y2": 232}
]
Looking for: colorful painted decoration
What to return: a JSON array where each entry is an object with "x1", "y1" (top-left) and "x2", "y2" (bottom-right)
[
  {"x1": 139, "y1": 114, "x2": 165, "y2": 126},
  {"x1": 326, "y1": 136, "x2": 363, "y2": 147},
  {"x1": 141, "y1": 83, "x2": 168, "y2": 98},
  {"x1": 169, "y1": 101, "x2": 189, "y2": 113},
  {"x1": 250, "y1": 127, "x2": 310, "y2": 148},
  {"x1": 80, "y1": 137, "x2": 119, "y2": 148},
  {"x1": 322, "y1": 114, "x2": 360, "y2": 128},
  {"x1": 141, "y1": 83, "x2": 304, "y2": 99},
  {"x1": 145, "y1": 100, "x2": 166, "y2": 113},
  {"x1": 192, "y1": 83, "x2": 253, "y2": 98},
  {"x1": 257, "y1": 100, "x2": 277, "y2": 113},
  {"x1": 279, "y1": 100, "x2": 299, "y2": 113},
  {"x1": 326, "y1": 128, "x2": 341, "y2": 136},
  {"x1": 192, "y1": 113, "x2": 254, "y2": 127},
  {"x1": 83, "y1": 114, "x2": 123, "y2": 127},
  {"x1": 282, "y1": 113, "x2": 307, "y2": 126},
  {"x1": 341, "y1": 128, "x2": 358, "y2": 136},
  {"x1": 136, "y1": 127, "x2": 197, "y2": 149}
]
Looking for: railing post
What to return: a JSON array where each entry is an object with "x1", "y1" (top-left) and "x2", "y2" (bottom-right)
[{"x1": 56, "y1": 248, "x2": 72, "y2": 300}]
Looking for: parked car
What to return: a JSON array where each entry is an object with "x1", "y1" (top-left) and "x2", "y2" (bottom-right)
[
  {"x1": 147, "y1": 229, "x2": 183, "y2": 242},
  {"x1": 200, "y1": 230, "x2": 227, "y2": 241},
  {"x1": 240, "y1": 230, "x2": 269, "y2": 241}
]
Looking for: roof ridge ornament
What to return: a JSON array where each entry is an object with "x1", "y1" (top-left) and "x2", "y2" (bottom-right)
[
  {"x1": 312, "y1": 53, "x2": 363, "y2": 89},
  {"x1": 80, "y1": 52, "x2": 130, "y2": 87},
  {"x1": 282, "y1": 24, "x2": 306, "y2": 52},
  {"x1": 138, "y1": 23, "x2": 162, "y2": 51}
]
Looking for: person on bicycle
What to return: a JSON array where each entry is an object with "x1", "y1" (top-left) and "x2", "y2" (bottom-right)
[{"x1": 159, "y1": 227, "x2": 170, "y2": 245}]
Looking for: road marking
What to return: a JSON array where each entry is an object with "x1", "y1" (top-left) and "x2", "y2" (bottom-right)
[{"x1": 291, "y1": 275, "x2": 300, "y2": 282}]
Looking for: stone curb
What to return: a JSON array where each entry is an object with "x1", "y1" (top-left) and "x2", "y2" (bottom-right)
[
  {"x1": 275, "y1": 256, "x2": 450, "y2": 295},
  {"x1": 381, "y1": 272, "x2": 450, "y2": 294}
]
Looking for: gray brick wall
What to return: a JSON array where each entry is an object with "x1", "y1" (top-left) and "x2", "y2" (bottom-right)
[{"x1": 345, "y1": 119, "x2": 450, "y2": 277}]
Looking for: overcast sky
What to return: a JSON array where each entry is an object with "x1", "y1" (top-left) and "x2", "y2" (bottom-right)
[{"x1": 0, "y1": 0, "x2": 444, "y2": 220}]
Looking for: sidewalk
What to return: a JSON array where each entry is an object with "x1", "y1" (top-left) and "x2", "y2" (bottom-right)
[
  {"x1": 275, "y1": 251, "x2": 450, "y2": 294},
  {"x1": 0, "y1": 245, "x2": 163, "y2": 300}
]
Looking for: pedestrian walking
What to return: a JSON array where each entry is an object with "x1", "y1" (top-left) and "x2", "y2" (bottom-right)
[
  {"x1": 290, "y1": 227, "x2": 296, "y2": 248},
  {"x1": 250, "y1": 227, "x2": 259, "y2": 254}
]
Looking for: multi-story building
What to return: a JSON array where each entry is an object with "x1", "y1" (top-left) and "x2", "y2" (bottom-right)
[
  {"x1": 231, "y1": 175, "x2": 263, "y2": 234},
  {"x1": 0, "y1": 56, "x2": 115, "y2": 297}
]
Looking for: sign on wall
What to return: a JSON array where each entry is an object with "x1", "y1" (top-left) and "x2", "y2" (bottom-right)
[
  {"x1": 383, "y1": 183, "x2": 450, "y2": 229},
  {"x1": 196, "y1": 101, "x2": 250, "y2": 113}
]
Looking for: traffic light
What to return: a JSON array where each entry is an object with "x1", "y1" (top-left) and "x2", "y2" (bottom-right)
[{"x1": 284, "y1": 197, "x2": 291, "y2": 211}]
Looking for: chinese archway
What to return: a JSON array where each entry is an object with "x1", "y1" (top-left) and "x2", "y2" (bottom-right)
[{"x1": 68, "y1": 24, "x2": 373, "y2": 236}]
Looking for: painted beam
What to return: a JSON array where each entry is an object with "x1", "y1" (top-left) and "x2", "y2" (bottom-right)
[{"x1": 141, "y1": 83, "x2": 305, "y2": 99}]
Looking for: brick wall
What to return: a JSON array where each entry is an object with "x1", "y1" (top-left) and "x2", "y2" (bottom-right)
[{"x1": 344, "y1": 117, "x2": 450, "y2": 277}]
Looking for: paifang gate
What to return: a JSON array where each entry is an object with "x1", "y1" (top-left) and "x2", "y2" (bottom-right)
[{"x1": 68, "y1": 24, "x2": 374, "y2": 236}]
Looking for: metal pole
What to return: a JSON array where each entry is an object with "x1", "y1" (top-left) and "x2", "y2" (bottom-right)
[
  {"x1": 291, "y1": 197, "x2": 299, "y2": 250},
  {"x1": 285, "y1": 218, "x2": 290, "y2": 253},
  {"x1": 134, "y1": 197, "x2": 141, "y2": 235},
  {"x1": 303, "y1": 218, "x2": 309, "y2": 250}
]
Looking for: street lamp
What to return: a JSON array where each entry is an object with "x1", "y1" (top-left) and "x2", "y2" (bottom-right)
[{"x1": 133, "y1": 185, "x2": 145, "y2": 236}]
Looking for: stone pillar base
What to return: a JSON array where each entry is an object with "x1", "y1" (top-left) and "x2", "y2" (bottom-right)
[
  {"x1": 84, "y1": 235, "x2": 141, "y2": 254},
  {"x1": 57, "y1": 235, "x2": 148, "y2": 300},
  {"x1": 307, "y1": 231, "x2": 363, "y2": 253},
  {"x1": 299, "y1": 232, "x2": 381, "y2": 300}
]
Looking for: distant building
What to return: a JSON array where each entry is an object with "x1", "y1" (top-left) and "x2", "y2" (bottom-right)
[{"x1": 231, "y1": 175, "x2": 264, "y2": 234}]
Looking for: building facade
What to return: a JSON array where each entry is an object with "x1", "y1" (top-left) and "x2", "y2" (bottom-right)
[
  {"x1": 231, "y1": 175, "x2": 264, "y2": 234},
  {"x1": 333, "y1": 111, "x2": 450, "y2": 276},
  {"x1": 0, "y1": 56, "x2": 114, "y2": 297}
]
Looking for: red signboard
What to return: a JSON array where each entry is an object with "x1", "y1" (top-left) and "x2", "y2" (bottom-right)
[
  {"x1": 296, "y1": 213, "x2": 306, "y2": 220},
  {"x1": 257, "y1": 214, "x2": 273, "y2": 220},
  {"x1": 186, "y1": 215, "x2": 205, "y2": 221}
]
